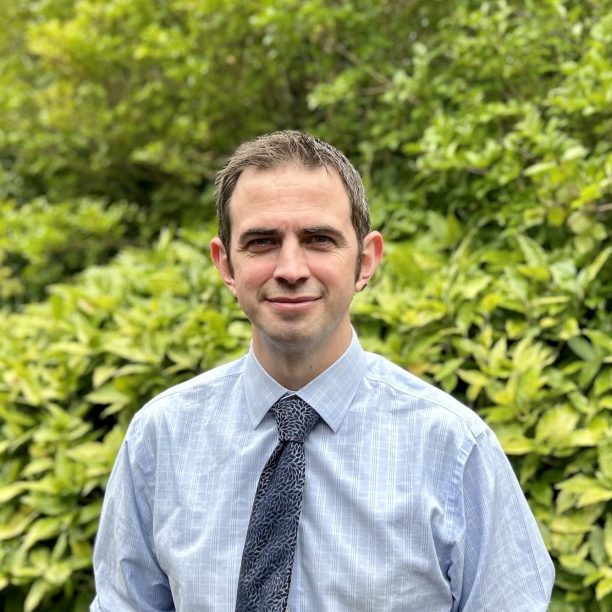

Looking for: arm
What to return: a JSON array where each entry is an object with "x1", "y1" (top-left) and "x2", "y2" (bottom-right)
[
  {"x1": 448, "y1": 428, "x2": 555, "y2": 611},
  {"x1": 91, "y1": 417, "x2": 174, "y2": 611}
]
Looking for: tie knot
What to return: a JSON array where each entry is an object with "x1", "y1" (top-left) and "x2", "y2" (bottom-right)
[{"x1": 271, "y1": 395, "x2": 319, "y2": 443}]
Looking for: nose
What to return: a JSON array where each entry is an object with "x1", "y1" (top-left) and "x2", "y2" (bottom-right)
[{"x1": 273, "y1": 239, "x2": 310, "y2": 285}]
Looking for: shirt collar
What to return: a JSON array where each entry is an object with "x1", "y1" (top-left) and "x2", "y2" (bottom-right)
[{"x1": 243, "y1": 331, "x2": 368, "y2": 433}]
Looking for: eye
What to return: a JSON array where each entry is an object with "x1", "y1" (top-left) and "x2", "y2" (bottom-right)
[
  {"x1": 246, "y1": 237, "x2": 276, "y2": 251},
  {"x1": 307, "y1": 235, "x2": 334, "y2": 246}
]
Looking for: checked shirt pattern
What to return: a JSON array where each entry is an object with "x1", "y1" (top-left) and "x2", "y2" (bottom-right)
[{"x1": 235, "y1": 395, "x2": 320, "y2": 612}]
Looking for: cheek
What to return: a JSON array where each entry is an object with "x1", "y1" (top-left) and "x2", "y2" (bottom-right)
[
  {"x1": 233, "y1": 260, "x2": 274, "y2": 292},
  {"x1": 312, "y1": 255, "x2": 358, "y2": 285}
]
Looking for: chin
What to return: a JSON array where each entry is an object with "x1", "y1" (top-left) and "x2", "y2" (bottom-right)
[{"x1": 263, "y1": 327, "x2": 324, "y2": 352}]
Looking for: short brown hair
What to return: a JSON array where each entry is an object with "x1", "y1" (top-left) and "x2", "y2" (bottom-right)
[{"x1": 214, "y1": 130, "x2": 371, "y2": 250}]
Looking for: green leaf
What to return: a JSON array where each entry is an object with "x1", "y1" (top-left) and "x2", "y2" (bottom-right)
[
  {"x1": 596, "y1": 577, "x2": 612, "y2": 601},
  {"x1": 49, "y1": 341, "x2": 92, "y2": 356},
  {"x1": 586, "y1": 331, "x2": 612, "y2": 354},
  {"x1": 85, "y1": 384, "x2": 131, "y2": 407},
  {"x1": 21, "y1": 458, "x2": 55, "y2": 478},
  {"x1": 104, "y1": 340, "x2": 160, "y2": 364},
  {"x1": 0, "y1": 510, "x2": 37, "y2": 541},
  {"x1": 535, "y1": 405, "x2": 579, "y2": 445},
  {"x1": 562, "y1": 145, "x2": 588, "y2": 161},
  {"x1": 93, "y1": 364, "x2": 118, "y2": 388},
  {"x1": 556, "y1": 475, "x2": 612, "y2": 508},
  {"x1": 65, "y1": 442, "x2": 110, "y2": 465},
  {"x1": 551, "y1": 506, "x2": 605, "y2": 535},
  {"x1": 499, "y1": 436, "x2": 536, "y2": 455},
  {"x1": 559, "y1": 543, "x2": 595, "y2": 575},
  {"x1": 517, "y1": 264, "x2": 551, "y2": 281},
  {"x1": 577, "y1": 246, "x2": 611, "y2": 288},
  {"x1": 517, "y1": 235, "x2": 548, "y2": 267},
  {"x1": 568, "y1": 337, "x2": 597, "y2": 361},
  {"x1": 21, "y1": 517, "x2": 66, "y2": 552},
  {"x1": 605, "y1": 514, "x2": 612, "y2": 561},
  {"x1": 0, "y1": 482, "x2": 28, "y2": 503},
  {"x1": 457, "y1": 369, "x2": 490, "y2": 387},
  {"x1": 524, "y1": 161, "x2": 557, "y2": 176},
  {"x1": 600, "y1": 445, "x2": 612, "y2": 481},
  {"x1": 43, "y1": 562, "x2": 72, "y2": 586},
  {"x1": 24, "y1": 578, "x2": 52, "y2": 612},
  {"x1": 588, "y1": 526, "x2": 608, "y2": 567}
]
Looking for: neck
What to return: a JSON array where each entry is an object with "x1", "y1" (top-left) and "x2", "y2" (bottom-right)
[{"x1": 252, "y1": 327, "x2": 352, "y2": 390}]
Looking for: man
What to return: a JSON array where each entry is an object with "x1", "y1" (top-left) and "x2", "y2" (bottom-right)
[{"x1": 91, "y1": 130, "x2": 555, "y2": 611}]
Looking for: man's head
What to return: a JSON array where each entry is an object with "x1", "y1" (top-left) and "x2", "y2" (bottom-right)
[
  {"x1": 215, "y1": 130, "x2": 371, "y2": 253},
  {"x1": 210, "y1": 132, "x2": 383, "y2": 384}
]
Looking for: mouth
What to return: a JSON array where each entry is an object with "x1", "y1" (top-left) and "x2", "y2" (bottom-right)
[
  {"x1": 265, "y1": 296, "x2": 320, "y2": 311},
  {"x1": 268, "y1": 296, "x2": 319, "y2": 303}
]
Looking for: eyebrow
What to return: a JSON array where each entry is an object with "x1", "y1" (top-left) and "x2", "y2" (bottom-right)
[
  {"x1": 237, "y1": 228, "x2": 281, "y2": 244},
  {"x1": 301, "y1": 225, "x2": 344, "y2": 237},
  {"x1": 301, "y1": 226, "x2": 350, "y2": 245}
]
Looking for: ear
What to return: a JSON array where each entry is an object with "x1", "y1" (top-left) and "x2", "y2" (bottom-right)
[
  {"x1": 355, "y1": 231, "x2": 384, "y2": 292},
  {"x1": 210, "y1": 237, "x2": 236, "y2": 296}
]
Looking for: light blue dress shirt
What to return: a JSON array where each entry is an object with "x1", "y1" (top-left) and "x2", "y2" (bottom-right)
[{"x1": 91, "y1": 333, "x2": 554, "y2": 611}]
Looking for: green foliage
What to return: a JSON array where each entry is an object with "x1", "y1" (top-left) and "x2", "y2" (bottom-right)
[
  {"x1": 0, "y1": 198, "x2": 137, "y2": 305},
  {"x1": 0, "y1": 0, "x2": 450, "y2": 224},
  {"x1": 0, "y1": 0, "x2": 611, "y2": 609},
  {"x1": 0, "y1": 230, "x2": 246, "y2": 609},
  {"x1": 354, "y1": 212, "x2": 611, "y2": 610},
  {"x1": 340, "y1": 3, "x2": 612, "y2": 608}
]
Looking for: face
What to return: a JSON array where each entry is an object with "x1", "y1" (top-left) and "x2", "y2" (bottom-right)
[{"x1": 211, "y1": 164, "x2": 383, "y2": 368}]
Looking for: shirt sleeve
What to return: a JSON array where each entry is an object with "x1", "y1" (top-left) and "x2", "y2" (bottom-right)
[
  {"x1": 447, "y1": 428, "x2": 555, "y2": 611},
  {"x1": 91, "y1": 415, "x2": 175, "y2": 612}
]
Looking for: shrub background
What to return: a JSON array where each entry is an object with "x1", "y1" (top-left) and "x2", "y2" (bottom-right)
[{"x1": 0, "y1": 1, "x2": 611, "y2": 610}]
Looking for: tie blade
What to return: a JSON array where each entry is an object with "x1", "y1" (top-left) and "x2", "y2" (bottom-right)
[{"x1": 236, "y1": 398, "x2": 318, "y2": 611}]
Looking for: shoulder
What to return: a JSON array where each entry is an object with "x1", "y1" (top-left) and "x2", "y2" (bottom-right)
[
  {"x1": 148, "y1": 356, "x2": 246, "y2": 406},
  {"x1": 362, "y1": 350, "x2": 488, "y2": 441},
  {"x1": 129, "y1": 355, "x2": 247, "y2": 433}
]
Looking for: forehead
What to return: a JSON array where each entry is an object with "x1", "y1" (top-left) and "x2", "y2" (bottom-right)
[{"x1": 229, "y1": 164, "x2": 352, "y2": 230}]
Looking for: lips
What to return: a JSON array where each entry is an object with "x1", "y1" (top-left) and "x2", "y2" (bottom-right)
[
  {"x1": 264, "y1": 295, "x2": 321, "y2": 312},
  {"x1": 267, "y1": 296, "x2": 319, "y2": 303}
]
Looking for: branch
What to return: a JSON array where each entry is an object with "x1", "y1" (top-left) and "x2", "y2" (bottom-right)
[
  {"x1": 334, "y1": 43, "x2": 391, "y2": 87},
  {"x1": 596, "y1": 202, "x2": 612, "y2": 213}
]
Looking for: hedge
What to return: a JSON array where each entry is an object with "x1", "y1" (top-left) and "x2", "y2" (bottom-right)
[{"x1": 0, "y1": 230, "x2": 246, "y2": 610}]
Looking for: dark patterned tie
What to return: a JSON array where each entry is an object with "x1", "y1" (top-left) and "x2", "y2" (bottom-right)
[{"x1": 236, "y1": 395, "x2": 320, "y2": 612}]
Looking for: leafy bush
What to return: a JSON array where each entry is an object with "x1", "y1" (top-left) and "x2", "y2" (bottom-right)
[
  {"x1": 0, "y1": 0, "x2": 442, "y2": 222},
  {"x1": 0, "y1": 198, "x2": 137, "y2": 305},
  {"x1": 0, "y1": 230, "x2": 247, "y2": 610},
  {"x1": 355, "y1": 210, "x2": 612, "y2": 611}
]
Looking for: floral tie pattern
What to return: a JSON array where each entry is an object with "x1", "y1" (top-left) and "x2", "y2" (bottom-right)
[{"x1": 235, "y1": 395, "x2": 320, "y2": 612}]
